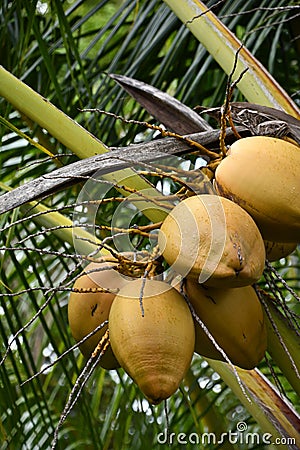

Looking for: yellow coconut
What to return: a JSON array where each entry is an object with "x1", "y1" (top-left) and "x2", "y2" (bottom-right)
[
  {"x1": 264, "y1": 240, "x2": 297, "y2": 262},
  {"x1": 158, "y1": 194, "x2": 265, "y2": 288},
  {"x1": 185, "y1": 280, "x2": 267, "y2": 369},
  {"x1": 68, "y1": 259, "x2": 129, "y2": 369},
  {"x1": 215, "y1": 136, "x2": 300, "y2": 243},
  {"x1": 109, "y1": 278, "x2": 195, "y2": 404}
]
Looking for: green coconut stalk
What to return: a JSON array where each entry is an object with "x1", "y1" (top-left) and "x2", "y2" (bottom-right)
[
  {"x1": 0, "y1": 66, "x2": 166, "y2": 223},
  {"x1": 263, "y1": 294, "x2": 300, "y2": 397},
  {"x1": 0, "y1": 182, "x2": 103, "y2": 258},
  {"x1": 163, "y1": 0, "x2": 300, "y2": 119},
  {"x1": 206, "y1": 360, "x2": 300, "y2": 449},
  {"x1": 0, "y1": 66, "x2": 107, "y2": 159}
]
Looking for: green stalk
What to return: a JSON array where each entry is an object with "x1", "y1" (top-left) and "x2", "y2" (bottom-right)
[
  {"x1": 30, "y1": 202, "x2": 104, "y2": 258},
  {"x1": 163, "y1": 0, "x2": 300, "y2": 119},
  {"x1": 0, "y1": 66, "x2": 167, "y2": 223},
  {"x1": 263, "y1": 296, "x2": 300, "y2": 397},
  {"x1": 0, "y1": 65, "x2": 107, "y2": 159},
  {"x1": 0, "y1": 182, "x2": 104, "y2": 258},
  {"x1": 0, "y1": 115, "x2": 56, "y2": 159},
  {"x1": 206, "y1": 360, "x2": 300, "y2": 449}
]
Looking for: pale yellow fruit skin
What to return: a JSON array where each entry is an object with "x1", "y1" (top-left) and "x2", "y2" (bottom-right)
[
  {"x1": 185, "y1": 280, "x2": 267, "y2": 369},
  {"x1": 68, "y1": 260, "x2": 128, "y2": 369},
  {"x1": 109, "y1": 279, "x2": 195, "y2": 404},
  {"x1": 264, "y1": 240, "x2": 297, "y2": 262},
  {"x1": 215, "y1": 136, "x2": 300, "y2": 243},
  {"x1": 158, "y1": 194, "x2": 265, "y2": 288}
]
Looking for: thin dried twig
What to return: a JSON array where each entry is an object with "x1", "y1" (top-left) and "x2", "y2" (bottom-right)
[
  {"x1": 51, "y1": 330, "x2": 110, "y2": 449},
  {"x1": 20, "y1": 320, "x2": 109, "y2": 386},
  {"x1": 219, "y1": 45, "x2": 248, "y2": 155},
  {"x1": 80, "y1": 108, "x2": 220, "y2": 161}
]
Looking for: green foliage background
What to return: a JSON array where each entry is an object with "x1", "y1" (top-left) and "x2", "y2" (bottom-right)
[{"x1": 0, "y1": 1, "x2": 299, "y2": 449}]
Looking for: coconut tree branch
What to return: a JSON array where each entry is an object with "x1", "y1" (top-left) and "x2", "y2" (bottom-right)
[
  {"x1": 163, "y1": 0, "x2": 300, "y2": 118},
  {"x1": 0, "y1": 127, "x2": 243, "y2": 215}
]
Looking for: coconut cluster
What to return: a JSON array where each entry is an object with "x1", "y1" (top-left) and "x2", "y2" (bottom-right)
[
  {"x1": 68, "y1": 263, "x2": 195, "y2": 404},
  {"x1": 68, "y1": 136, "x2": 299, "y2": 404}
]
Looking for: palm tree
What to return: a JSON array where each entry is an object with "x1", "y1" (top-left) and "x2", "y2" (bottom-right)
[{"x1": 0, "y1": 1, "x2": 299, "y2": 449}]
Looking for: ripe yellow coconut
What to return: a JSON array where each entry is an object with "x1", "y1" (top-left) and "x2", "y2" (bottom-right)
[
  {"x1": 109, "y1": 278, "x2": 195, "y2": 404},
  {"x1": 264, "y1": 240, "x2": 297, "y2": 262},
  {"x1": 214, "y1": 136, "x2": 300, "y2": 243},
  {"x1": 185, "y1": 280, "x2": 267, "y2": 369},
  {"x1": 158, "y1": 194, "x2": 265, "y2": 288},
  {"x1": 68, "y1": 259, "x2": 129, "y2": 369}
]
